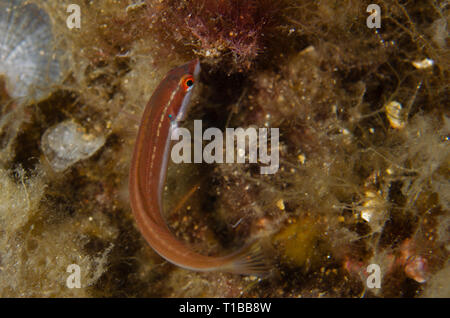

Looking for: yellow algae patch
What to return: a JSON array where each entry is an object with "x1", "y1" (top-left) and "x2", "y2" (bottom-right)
[{"x1": 273, "y1": 216, "x2": 322, "y2": 268}]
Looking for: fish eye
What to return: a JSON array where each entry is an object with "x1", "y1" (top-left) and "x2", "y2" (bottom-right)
[{"x1": 182, "y1": 75, "x2": 194, "y2": 91}]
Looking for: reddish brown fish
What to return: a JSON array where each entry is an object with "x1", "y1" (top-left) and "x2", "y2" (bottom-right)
[{"x1": 129, "y1": 59, "x2": 268, "y2": 274}]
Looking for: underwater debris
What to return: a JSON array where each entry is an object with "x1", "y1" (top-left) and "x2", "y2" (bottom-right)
[
  {"x1": 385, "y1": 101, "x2": 406, "y2": 129},
  {"x1": 398, "y1": 238, "x2": 430, "y2": 284},
  {"x1": 41, "y1": 120, "x2": 106, "y2": 172},
  {"x1": 412, "y1": 58, "x2": 434, "y2": 70},
  {"x1": 404, "y1": 256, "x2": 429, "y2": 283},
  {"x1": 276, "y1": 199, "x2": 285, "y2": 211},
  {"x1": 0, "y1": 0, "x2": 61, "y2": 101},
  {"x1": 359, "y1": 190, "x2": 388, "y2": 233}
]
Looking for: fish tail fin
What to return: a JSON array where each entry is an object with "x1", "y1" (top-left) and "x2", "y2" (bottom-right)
[{"x1": 221, "y1": 241, "x2": 271, "y2": 276}]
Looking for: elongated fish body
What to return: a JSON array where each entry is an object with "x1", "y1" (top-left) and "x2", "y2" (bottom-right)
[{"x1": 129, "y1": 59, "x2": 268, "y2": 274}]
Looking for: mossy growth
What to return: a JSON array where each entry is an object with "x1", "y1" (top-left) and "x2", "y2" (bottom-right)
[
  {"x1": 273, "y1": 215, "x2": 324, "y2": 270},
  {"x1": 0, "y1": 0, "x2": 448, "y2": 297}
]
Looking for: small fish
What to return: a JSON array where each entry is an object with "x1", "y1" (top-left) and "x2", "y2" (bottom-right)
[{"x1": 129, "y1": 59, "x2": 268, "y2": 274}]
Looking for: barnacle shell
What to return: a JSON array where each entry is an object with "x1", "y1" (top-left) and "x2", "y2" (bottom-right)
[
  {"x1": 0, "y1": 0, "x2": 61, "y2": 101},
  {"x1": 41, "y1": 120, "x2": 106, "y2": 172}
]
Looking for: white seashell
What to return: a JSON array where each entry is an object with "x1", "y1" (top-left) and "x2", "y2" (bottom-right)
[{"x1": 0, "y1": 0, "x2": 61, "y2": 101}]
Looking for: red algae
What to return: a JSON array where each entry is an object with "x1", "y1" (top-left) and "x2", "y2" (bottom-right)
[{"x1": 151, "y1": 0, "x2": 285, "y2": 69}]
